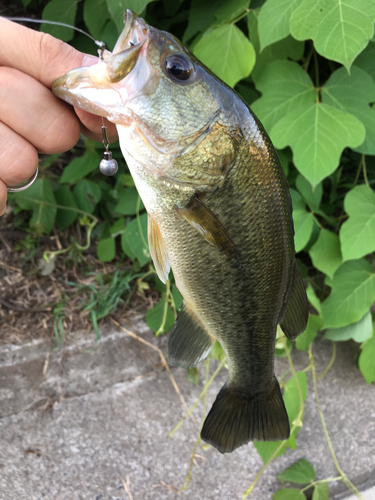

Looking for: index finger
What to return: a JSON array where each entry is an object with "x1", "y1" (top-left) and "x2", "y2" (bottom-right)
[
  {"x1": 0, "y1": 17, "x2": 89, "y2": 87},
  {"x1": 0, "y1": 17, "x2": 117, "y2": 140}
]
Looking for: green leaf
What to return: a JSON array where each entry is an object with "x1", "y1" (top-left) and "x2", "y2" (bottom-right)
[
  {"x1": 248, "y1": 11, "x2": 304, "y2": 83},
  {"x1": 296, "y1": 314, "x2": 323, "y2": 351},
  {"x1": 271, "y1": 102, "x2": 365, "y2": 187},
  {"x1": 290, "y1": 189, "x2": 306, "y2": 212},
  {"x1": 251, "y1": 60, "x2": 316, "y2": 134},
  {"x1": 278, "y1": 458, "x2": 315, "y2": 484},
  {"x1": 306, "y1": 284, "x2": 321, "y2": 314},
  {"x1": 284, "y1": 371, "x2": 307, "y2": 427},
  {"x1": 340, "y1": 185, "x2": 375, "y2": 261},
  {"x1": 84, "y1": 0, "x2": 111, "y2": 39},
  {"x1": 109, "y1": 217, "x2": 126, "y2": 237},
  {"x1": 210, "y1": 341, "x2": 226, "y2": 362},
  {"x1": 14, "y1": 179, "x2": 57, "y2": 235},
  {"x1": 276, "y1": 326, "x2": 293, "y2": 357},
  {"x1": 255, "y1": 372, "x2": 307, "y2": 463},
  {"x1": 121, "y1": 174, "x2": 135, "y2": 187},
  {"x1": 309, "y1": 229, "x2": 342, "y2": 278},
  {"x1": 102, "y1": 20, "x2": 119, "y2": 50},
  {"x1": 73, "y1": 179, "x2": 102, "y2": 214},
  {"x1": 183, "y1": 0, "x2": 226, "y2": 43},
  {"x1": 252, "y1": 60, "x2": 365, "y2": 185},
  {"x1": 257, "y1": 0, "x2": 302, "y2": 50},
  {"x1": 171, "y1": 284, "x2": 183, "y2": 310},
  {"x1": 121, "y1": 213, "x2": 151, "y2": 266},
  {"x1": 54, "y1": 185, "x2": 78, "y2": 231},
  {"x1": 312, "y1": 482, "x2": 329, "y2": 500},
  {"x1": 214, "y1": 0, "x2": 250, "y2": 24},
  {"x1": 355, "y1": 43, "x2": 375, "y2": 84},
  {"x1": 293, "y1": 210, "x2": 314, "y2": 253},
  {"x1": 236, "y1": 84, "x2": 259, "y2": 107},
  {"x1": 289, "y1": 189, "x2": 314, "y2": 252},
  {"x1": 295, "y1": 175, "x2": 322, "y2": 209},
  {"x1": 41, "y1": 0, "x2": 78, "y2": 41},
  {"x1": 60, "y1": 153, "x2": 101, "y2": 184},
  {"x1": 254, "y1": 439, "x2": 289, "y2": 463},
  {"x1": 146, "y1": 297, "x2": 175, "y2": 335},
  {"x1": 114, "y1": 187, "x2": 144, "y2": 215},
  {"x1": 194, "y1": 24, "x2": 255, "y2": 87},
  {"x1": 322, "y1": 66, "x2": 375, "y2": 155},
  {"x1": 359, "y1": 324, "x2": 375, "y2": 383},
  {"x1": 107, "y1": 0, "x2": 155, "y2": 33},
  {"x1": 324, "y1": 310, "x2": 373, "y2": 342},
  {"x1": 289, "y1": 0, "x2": 375, "y2": 71},
  {"x1": 273, "y1": 490, "x2": 306, "y2": 500},
  {"x1": 277, "y1": 149, "x2": 290, "y2": 177},
  {"x1": 97, "y1": 237, "x2": 116, "y2": 262},
  {"x1": 187, "y1": 367, "x2": 199, "y2": 385},
  {"x1": 321, "y1": 259, "x2": 375, "y2": 328}
]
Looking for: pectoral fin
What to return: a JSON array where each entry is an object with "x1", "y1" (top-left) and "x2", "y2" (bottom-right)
[
  {"x1": 167, "y1": 302, "x2": 215, "y2": 368},
  {"x1": 280, "y1": 261, "x2": 309, "y2": 340},
  {"x1": 177, "y1": 196, "x2": 236, "y2": 259},
  {"x1": 148, "y1": 215, "x2": 171, "y2": 284}
]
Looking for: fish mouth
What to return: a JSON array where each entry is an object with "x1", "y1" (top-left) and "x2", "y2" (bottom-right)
[{"x1": 52, "y1": 10, "x2": 150, "y2": 119}]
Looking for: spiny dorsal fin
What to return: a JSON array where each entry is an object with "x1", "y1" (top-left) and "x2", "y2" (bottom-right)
[
  {"x1": 148, "y1": 215, "x2": 171, "y2": 284},
  {"x1": 177, "y1": 196, "x2": 236, "y2": 259},
  {"x1": 280, "y1": 260, "x2": 309, "y2": 340},
  {"x1": 167, "y1": 302, "x2": 215, "y2": 368}
]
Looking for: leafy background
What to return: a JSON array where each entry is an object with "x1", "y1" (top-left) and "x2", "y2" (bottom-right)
[{"x1": 3, "y1": 0, "x2": 375, "y2": 498}]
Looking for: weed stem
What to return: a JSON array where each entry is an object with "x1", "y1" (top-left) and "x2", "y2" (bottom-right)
[
  {"x1": 316, "y1": 341, "x2": 336, "y2": 380},
  {"x1": 242, "y1": 337, "x2": 305, "y2": 498},
  {"x1": 168, "y1": 360, "x2": 225, "y2": 438},
  {"x1": 181, "y1": 358, "x2": 210, "y2": 491},
  {"x1": 308, "y1": 345, "x2": 365, "y2": 500}
]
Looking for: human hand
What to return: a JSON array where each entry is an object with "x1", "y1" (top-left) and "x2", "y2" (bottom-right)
[{"x1": 0, "y1": 17, "x2": 117, "y2": 215}]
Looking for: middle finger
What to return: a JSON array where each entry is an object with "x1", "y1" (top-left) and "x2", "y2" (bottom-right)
[{"x1": 0, "y1": 66, "x2": 81, "y2": 154}]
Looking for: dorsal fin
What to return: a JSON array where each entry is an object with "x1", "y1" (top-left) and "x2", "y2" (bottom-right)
[
  {"x1": 147, "y1": 215, "x2": 171, "y2": 284},
  {"x1": 280, "y1": 261, "x2": 309, "y2": 340},
  {"x1": 167, "y1": 302, "x2": 215, "y2": 368},
  {"x1": 176, "y1": 196, "x2": 236, "y2": 259}
]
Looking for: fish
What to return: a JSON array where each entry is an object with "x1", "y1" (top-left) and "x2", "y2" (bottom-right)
[{"x1": 53, "y1": 10, "x2": 309, "y2": 454}]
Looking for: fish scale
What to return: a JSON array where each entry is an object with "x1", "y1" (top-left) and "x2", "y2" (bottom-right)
[{"x1": 53, "y1": 9, "x2": 309, "y2": 454}]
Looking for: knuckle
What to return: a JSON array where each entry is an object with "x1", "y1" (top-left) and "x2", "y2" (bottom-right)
[
  {"x1": 38, "y1": 32, "x2": 77, "y2": 79},
  {"x1": 1, "y1": 146, "x2": 38, "y2": 187}
]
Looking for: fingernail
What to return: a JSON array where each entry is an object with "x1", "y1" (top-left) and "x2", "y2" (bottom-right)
[{"x1": 82, "y1": 55, "x2": 99, "y2": 67}]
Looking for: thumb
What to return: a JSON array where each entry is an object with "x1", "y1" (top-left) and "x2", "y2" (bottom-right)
[{"x1": 0, "y1": 17, "x2": 117, "y2": 140}]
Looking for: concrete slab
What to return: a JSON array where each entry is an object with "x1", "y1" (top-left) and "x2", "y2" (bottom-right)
[
  {"x1": 0, "y1": 318, "x2": 374, "y2": 500},
  {"x1": 344, "y1": 487, "x2": 375, "y2": 500}
]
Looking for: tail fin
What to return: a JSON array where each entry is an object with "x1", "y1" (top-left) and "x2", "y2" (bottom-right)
[{"x1": 201, "y1": 379, "x2": 290, "y2": 454}]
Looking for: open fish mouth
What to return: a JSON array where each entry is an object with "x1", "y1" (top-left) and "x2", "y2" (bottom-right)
[{"x1": 52, "y1": 10, "x2": 150, "y2": 118}]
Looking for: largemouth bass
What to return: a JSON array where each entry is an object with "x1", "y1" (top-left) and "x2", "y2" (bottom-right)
[{"x1": 53, "y1": 10, "x2": 309, "y2": 454}]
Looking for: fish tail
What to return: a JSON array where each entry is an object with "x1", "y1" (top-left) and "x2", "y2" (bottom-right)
[{"x1": 200, "y1": 378, "x2": 290, "y2": 454}]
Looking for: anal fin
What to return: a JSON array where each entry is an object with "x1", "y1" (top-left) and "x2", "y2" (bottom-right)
[
  {"x1": 176, "y1": 196, "x2": 236, "y2": 259},
  {"x1": 280, "y1": 260, "x2": 309, "y2": 340},
  {"x1": 167, "y1": 302, "x2": 215, "y2": 368},
  {"x1": 148, "y1": 215, "x2": 170, "y2": 284}
]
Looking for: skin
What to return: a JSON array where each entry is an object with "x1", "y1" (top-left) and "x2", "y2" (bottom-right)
[{"x1": 0, "y1": 17, "x2": 117, "y2": 216}]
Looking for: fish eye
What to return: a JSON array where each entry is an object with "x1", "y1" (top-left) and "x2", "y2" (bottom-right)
[{"x1": 165, "y1": 54, "x2": 193, "y2": 82}]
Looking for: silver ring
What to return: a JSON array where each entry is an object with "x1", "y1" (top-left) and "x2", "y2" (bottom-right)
[{"x1": 7, "y1": 166, "x2": 39, "y2": 193}]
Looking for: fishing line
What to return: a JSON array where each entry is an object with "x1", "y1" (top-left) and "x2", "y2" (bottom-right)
[{"x1": 6, "y1": 17, "x2": 106, "y2": 56}]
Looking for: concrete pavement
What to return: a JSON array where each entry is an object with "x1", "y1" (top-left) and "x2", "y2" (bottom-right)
[{"x1": 0, "y1": 316, "x2": 374, "y2": 499}]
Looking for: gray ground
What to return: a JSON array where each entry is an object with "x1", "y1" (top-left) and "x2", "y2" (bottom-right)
[{"x1": 0, "y1": 316, "x2": 374, "y2": 500}]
